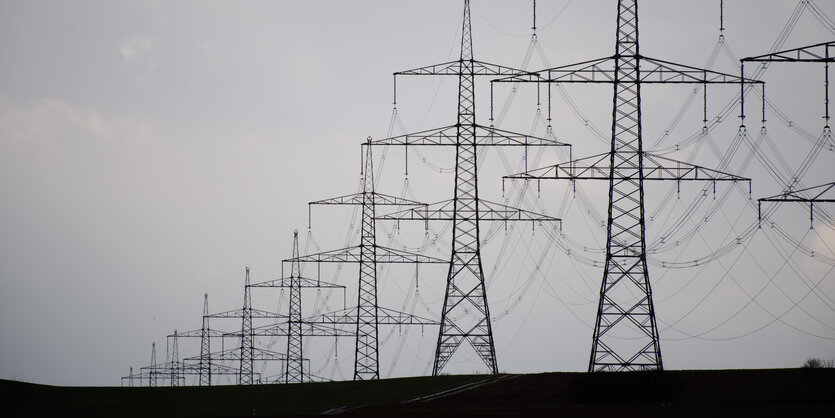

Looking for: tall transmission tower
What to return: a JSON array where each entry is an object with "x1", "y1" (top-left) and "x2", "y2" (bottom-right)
[
  {"x1": 499, "y1": 0, "x2": 755, "y2": 371},
  {"x1": 239, "y1": 267, "x2": 255, "y2": 384},
  {"x1": 371, "y1": 0, "x2": 566, "y2": 376},
  {"x1": 296, "y1": 138, "x2": 445, "y2": 380},
  {"x1": 200, "y1": 293, "x2": 211, "y2": 386},
  {"x1": 169, "y1": 330, "x2": 181, "y2": 386},
  {"x1": 247, "y1": 231, "x2": 347, "y2": 384},
  {"x1": 149, "y1": 342, "x2": 157, "y2": 387}
]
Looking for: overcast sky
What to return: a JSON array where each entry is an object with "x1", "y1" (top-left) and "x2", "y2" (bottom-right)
[{"x1": 1, "y1": 0, "x2": 834, "y2": 386}]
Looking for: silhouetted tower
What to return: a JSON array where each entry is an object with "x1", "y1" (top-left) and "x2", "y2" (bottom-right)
[
  {"x1": 371, "y1": 0, "x2": 566, "y2": 376},
  {"x1": 199, "y1": 293, "x2": 211, "y2": 386},
  {"x1": 500, "y1": 0, "x2": 754, "y2": 371},
  {"x1": 149, "y1": 342, "x2": 157, "y2": 387},
  {"x1": 169, "y1": 330, "x2": 180, "y2": 386},
  {"x1": 200, "y1": 268, "x2": 290, "y2": 384},
  {"x1": 356, "y1": 141, "x2": 379, "y2": 380},
  {"x1": 300, "y1": 139, "x2": 445, "y2": 380},
  {"x1": 239, "y1": 267, "x2": 255, "y2": 384},
  {"x1": 247, "y1": 232, "x2": 346, "y2": 383},
  {"x1": 286, "y1": 231, "x2": 305, "y2": 383},
  {"x1": 591, "y1": 0, "x2": 661, "y2": 372}
]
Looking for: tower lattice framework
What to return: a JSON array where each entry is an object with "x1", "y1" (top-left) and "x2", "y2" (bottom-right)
[
  {"x1": 297, "y1": 139, "x2": 445, "y2": 381},
  {"x1": 500, "y1": 0, "x2": 756, "y2": 371},
  {"x1": 371, "y1": 0, "x2": 566, "y2": 375}
]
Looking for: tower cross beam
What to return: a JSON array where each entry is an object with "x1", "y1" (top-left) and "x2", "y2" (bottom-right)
[
  {"x1": 285, "y1": 245, "x2": 446, "y2": 265},
  {"x1": 302, "y1": 306, "x2": 439, "y2": 326},
  {"x1": 226, "y1": 322, "x2": 355, "y2": 338},
  {"x1": 377, "y1": 198, "x2": 560, "y2": 224},
  {"x1": 505, "y1": 152, "x2": 751, "y2": 183},
  {"x1": 370, "y1": 124, "x2": 568, "y2": 147},
  {"x1": 493, "y1": 56, "x2": 761, "y2": 84},
  {"x1": 395, "y1": 59, "x2": 539, "y2": 77},
  {"x1": 742, "y1": 41, "x2": 835, "y2": 63}
]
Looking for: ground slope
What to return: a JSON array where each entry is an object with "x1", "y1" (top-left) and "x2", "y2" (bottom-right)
[{"x1": 2, "y1": 369, "x2": 833, "y2": 417}]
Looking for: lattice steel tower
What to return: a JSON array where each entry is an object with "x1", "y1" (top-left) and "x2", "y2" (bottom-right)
[
  {"x1": 199, "y1": 293, "x2": 211, "y2": 386},
  {"x1": 372, "y1": 0, "x2": 565, "y2": 375},
  {"x1": 239, "y1": 267, "x2": 255, "y2": 384},
  {"x1": 500, "y1": 0, "x2": 755, "y2": 371},
  {"x1": 298, "y1": 139, "x2": 444, "y2": 380}
]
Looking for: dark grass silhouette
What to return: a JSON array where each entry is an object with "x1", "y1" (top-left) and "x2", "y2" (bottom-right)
[{"x1": 2, "y1": 369, "x2": 833, "y2": 417}]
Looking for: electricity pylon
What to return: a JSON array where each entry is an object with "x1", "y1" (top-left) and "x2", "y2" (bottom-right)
[
  {"x1": 499, "y1": 0, "x2": 755, "y2": 371},
  {"x1": 161, "y1": 294, "x2": 250, "y2": 386},
  {"x1": 196, "y1": 268, "x2": 286, "y2": 384},
  {"x1": 370, "y1": 0, "x2": 567, "y2": 376},
  {"x1": 169, "y1": 330, "x2": 181, "y2": 386},
  {"x1": 247, "y1": 231, "x2": 347, "y2": 384},
  {"x1": 200, "y1": 293, "x2": 211, "y2": 386},
  {"x1": 150, "y1": 342, "x2": 157, "y2": 386},
  {"x1": 296, "y1": 138, "x2": 445, "y2": 380}
]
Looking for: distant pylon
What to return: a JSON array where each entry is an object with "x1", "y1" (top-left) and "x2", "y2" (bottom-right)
[
  {"x1": 286, "y1": 231, "x2": 304, "y2": 383},
  {"x1": 299, "y1": 138, "x2": 446, "y2": 380},
  {"x1": 149, "y1": 342, "x2": 157, "y2": 387},
  {"x1": 239, "y1": 267, "x2": 255, "y2": 384},
  {"x1": 170, "y1": 330, "x2": 180, "y2": 386},
  {"x1": 199, "y1": 293, "x2": 211, "y2": 386}
]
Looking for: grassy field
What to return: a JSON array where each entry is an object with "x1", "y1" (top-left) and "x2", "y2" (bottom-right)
[
  {"x1": 2, "y1": 369, "x2": 834, "y2": 417},
  {"x1": 0, "y1": 374, "x2": 482, "y2": 417}
]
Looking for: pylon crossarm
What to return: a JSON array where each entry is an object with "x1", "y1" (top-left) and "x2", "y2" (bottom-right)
[
  {"x1": 167, "y1": 328, "x2": 226, "y2": 338},
  {"x1": 310, "y1": 192, "x2": 427, "y2": 208},
  {"x1": 249, "y1": 276, "x2": 345, "y2": 290},
  {"x1": 376, "y1": 245, "x2": 447, "y2": 263},
  {"x1": 206, "y1": 308, "x2": 287, "y2": 320},
  {"x1": 377, "y1": 306, "x2": 440, "y2": 325},
  {"x1": 396, "y1": 59, "x2": 535, "y2": 77},
  {"x1": 182, "y1": 346, "x2": 287, "y2": 362},
  {"x1": 370, "y1": 124, "x2": 564, "y2": 147},
  {"x1": 377, "y1": 198, "x2": 560, "y2": 223},
  {"x1": 642, "y1": 153, "x2": 751, "y2": 181},
  {"x1": 285, "y1": 245, "x2": 445, "y2": 265},
  {"x1": 302, "y1": 306, "x2": 439, "y2": 326},
  {"x1": 493, "y1": 55, "x2": 760, "y2": 84},
  {"x1": 758, "y1": 181, "x2": 835, "y2": 202},
  {"x1": 235, "y1": 321, "x2": 354, "y2": 338},
  {"x1": 302, "y1": 306, "x2": 357, "y2": 325},
  {"x1": 179, "y1": 361, "x2": 239, "y2": 375},
  {"x1": 504, "y1": 152, "x2": 750, "y2": 183},
  {"x1": 371, "y1": 125, "x2": 458, "y2": 146},
  {"x1": 742, "y1": 41, "x2": 835, "y2": 63},
  {"x1": 493, "y1": 56, "x2": 613, "y2": 83},
  {"x1": 638, "y1": 56, "x2": 760, "y2": 84},
  {"x1": 476, "y1": 124, "x2": 570, "y2": 147}
]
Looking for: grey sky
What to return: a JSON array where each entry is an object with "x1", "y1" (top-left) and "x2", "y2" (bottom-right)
[{"x1": 1, "y1": 0, "x2": 834, "y2": 386}]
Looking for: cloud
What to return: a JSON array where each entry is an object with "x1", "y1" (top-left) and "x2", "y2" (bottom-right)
[
  {"x1": 0, "y1": 97, "x2": 153, "y2": 150},
  {"x1": 119, "y1": 36, "x2": 157, "y2": 71}
]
